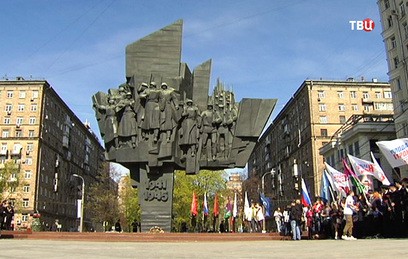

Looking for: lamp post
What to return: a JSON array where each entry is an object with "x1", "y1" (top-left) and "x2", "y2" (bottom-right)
[
  {"x1": 72, "y1": 174, "x2": 85, "y2": 232},
  {"x1": 261, "y1": 169, "x2": 275, "y2": 233}
]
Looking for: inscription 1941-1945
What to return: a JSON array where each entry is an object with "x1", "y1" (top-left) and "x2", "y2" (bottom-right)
[{"x1": 142, "y1": 179, "x2": 169, "y2": 202}]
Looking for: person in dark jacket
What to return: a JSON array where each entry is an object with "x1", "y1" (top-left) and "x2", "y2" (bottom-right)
[{"x1": 290, "y1": 199, "x2": 303, "y2": 240}]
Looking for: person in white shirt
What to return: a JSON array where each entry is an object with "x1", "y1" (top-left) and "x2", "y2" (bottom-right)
[
  {"x1": 273, "y1": 207, "x2": 283, "y2": 233},
  {"x1": 342, "y1": 190, "x2": 357, "y2": 240}
]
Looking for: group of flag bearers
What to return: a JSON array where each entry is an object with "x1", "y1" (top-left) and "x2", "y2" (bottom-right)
[{"x1": 189, "y1": 138, "x2": 408, "y2": 238}]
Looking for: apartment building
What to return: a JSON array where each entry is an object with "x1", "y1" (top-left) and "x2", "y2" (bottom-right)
[
  {"x1": 378, "y1": 0, "x2": 408, "y2": 177},
  {"x1": 247, "y1": 79, "x2": 393, "y2": 209},
  {"x1": 0, "y1": 78, "x2": 105, "y2": 231}
]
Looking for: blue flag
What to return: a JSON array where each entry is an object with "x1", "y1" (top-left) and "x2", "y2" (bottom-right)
[{"x1": 259, "y1": 193, "x2": 272, "y2": 218}]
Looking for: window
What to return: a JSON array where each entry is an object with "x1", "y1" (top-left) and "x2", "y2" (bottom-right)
[
  {"x1": 5, "y1": 104, "x2": 12, "y2": 112},
  {"x1": 338, "y1": 104, "x2": 345, "y2": 111},
  {"x1": 24, "y1": 170, "x2": 32, "y2": 179},
  {"x1": 28, "y1": 130, "x2": 35, "y2": 137},
  {"x1": 15, "y1": 130, "x2": 22, "y2": 138},
  {"x1": 26, "y1": 143, "x2": 34, "y2": 151},
  {"x1": 25, "y1": 157, "x2": 33, "y2": 165},
  {"x1": 352, "y1": 104, "x2": 359, "y2": 111},
  {"x1": 363, "y1": 92, "x2": 370, "y2": 99},
  {"x1": 337, "y1": 91, "x2": 344, "y2": 98},
  {"x1": 384, "y1": 0, "x2": 390, "y2": 9},
  {"x1": 2, "y1": 130, "x2": 10, "y2": 138},
  {"x1": 19, "y1": 91, "x2": 26, "y2": 99},
  {"x1": 400, "y1": 2, "x2": 406, "y2": 16},
  {"x1": 32, "y1": 90, "x2": 39, "y2": 99},
  {"x1": 388, "y1": 16, "x2": 393, "y2": 28},
  {"x1": 3, "y1": 117, "x2": 11, "y2": 124},
  {"x1": 339, "y1": 115, "x2": 346, "y2": 124},
  {"x1": 319, "y1": 116, "x2": 328, "y2": 123},
  {"x1": 396, "y1": 78, "x2": 402, "y2": 90},
  {"x1": 394, "y1": 56, "x2": 400, "y2": 69},
  {"x1": 354, "y1": 141, "x2": 360, "y2": 156},
  {"x1": 390, "y1": 36, "x2": 397, "y2": 49},
  {"x1": 320, "y1": 129, "x2": 328, "y2": 137},
  {"x1": 29, "y1": 117, "x2": 36, "y2": 125},
  {"x1": 30, "y1": 104, "x2": 38, "y2": 112},
  {"x1": 350, "y1": 91, "x2": 357, "y2": 98},
  {"x1": 18, "y1": 104, "x2": 25, "y2": 111},
  {"x1": 23, "y1": 184, "x2": 30, "y2": 193},
  {"x1": 374, "y1": 102, "x2": 393, "y2": 110},
  {"x1": 384, "y1": 91, "x2": 392, "y2": 98},
  {"x1": 319, "y1": 104, "x2": 327, "y2": 112},
  {"x1": 375, "y1": 92, "x2": 382, "y2": 99},
  {"x1": 364, "y1": 104, "x2": 373, "y2": 112},
  {"x1": 318, "y1": 91, "x2": 326, "y2": 98},
  {"x1": 22, "y1": 214, "x2": 29, "y2": 222},
  {"x1": 16, "y1": 117, "x2": 23, "y2": 125},
  {"x1": 7, "y1": 91, "x2": 13, "y2": 98},
  {"x1": 404, "y1": 22, "x2": 408, "y2": 39},
  {"x1": 22, "y1": 199, "x2": 29, "y2": 208}
]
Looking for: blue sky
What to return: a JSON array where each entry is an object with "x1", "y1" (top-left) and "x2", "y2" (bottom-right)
[{"x1": 1, "y1": 0, "x2": 387, "y2": 141}]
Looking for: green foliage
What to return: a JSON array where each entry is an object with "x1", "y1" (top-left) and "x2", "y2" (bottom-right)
[
  {"x1": 85, "y1": 163, "x2": 119, "y2": 229},
  {"x1": 0, "y1": 161, "x2": 22, "y2": 202},
  {"x1": 119, "y1": 174, "x2": 140, "y2": 232},
  {"x1": 172, "y1": 170, "x2": 228, "y2": 231}
]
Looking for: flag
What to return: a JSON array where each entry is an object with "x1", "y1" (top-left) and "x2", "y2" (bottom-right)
[
  {"x1": 348, "y1": 153, "x2": 391, "y2": 186},
  {"x1": 320, "y1": 170, "x2": 330, "y2": 204},
  {"x1": 260, "y1": 193, "x2": 272, "y2": 218},
  {"x1": 243, "y1": 191, "x2": 252, "y2": 221},
  {"x1": 191, "y1": 191, "x2": 198, "y2": 216},
  {"x1": 213, "y1": 193, "x2": 219, "y2": 217},
  {"x1": 301, "y1": 178, "x2": 312, "y2": 207},
  {"x1": 343, "y1": 158, "x2": 367, "y2": 194},
  {"x1": 324, "y1": 162, "x2": 349, "y2": 197},
  {"x1": 203, "y1": 192, "x2": 209, "y2": 216},
  {"x1": 232, "y1": 192, "x2": 238, "y2": 218},
  {"x1": 370, "y1": 152, "x2": 391, "y2": 185},
  {"x1": 376, "y1": 138, "x2": 408, "y2": 168}
]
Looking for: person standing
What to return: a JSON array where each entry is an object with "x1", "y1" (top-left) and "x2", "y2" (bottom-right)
[
  {"x1": 290, "y1": 199, "x2": 303, "y2": 240},
  {"x1": 342, "y1": 190, "x2": 357, "y2": 240},
  {"x1": 273, "y1": 207, "x2": 283, "y2": 233}
]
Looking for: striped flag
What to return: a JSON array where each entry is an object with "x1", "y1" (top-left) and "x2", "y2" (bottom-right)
[
  {"x1": 343, "y1": 158, "x2": 367, "y2": 194},
  {"x1": 301, "y1": 178, "x2": 312, "y2": 207},
  {"x1": 203, "y1": 192, "x2": 209, "y2": 216}
]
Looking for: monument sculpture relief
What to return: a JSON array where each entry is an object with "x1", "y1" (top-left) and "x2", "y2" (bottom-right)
[{"x1": 92, "y1": 20, "x2": 276, "y2": 232}]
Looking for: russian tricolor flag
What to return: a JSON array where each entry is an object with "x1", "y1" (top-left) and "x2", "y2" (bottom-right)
[
  {"x1": 301, "y1": 178, "x2": 312, "y2": 207},
  {"x1": 203, "y1": 192, "x2": 209, "y2": 216}
]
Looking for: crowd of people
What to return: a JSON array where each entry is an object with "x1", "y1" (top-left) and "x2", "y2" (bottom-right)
[
  {"x1": 0, "y1": 200, "x2": 15, "y2": 230},
  {"x1": 273, "y1": 180, "x2": 408, "y2": 240}
]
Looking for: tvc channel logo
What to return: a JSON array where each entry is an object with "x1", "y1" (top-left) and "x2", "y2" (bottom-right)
[{"x1": 349, "y1": 18, "x2": 375, "y2": 32}]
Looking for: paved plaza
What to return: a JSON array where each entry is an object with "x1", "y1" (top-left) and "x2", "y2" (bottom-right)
[{"x1": 2, "y1": 238, "x2": 408, "y2": 258}]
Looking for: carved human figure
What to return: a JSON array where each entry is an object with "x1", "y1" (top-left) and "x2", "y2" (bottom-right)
[
  {"x1": 140, "y1": 82, "x2": 161, "y2": 142},
  {"x1": 159, "y1": 82, "x2": 179, "y2": 142},
  {"x1": 215, "y1": 104, "x2": 229, "y2": 159},
  {"x1": 136, "y1": 82, "x2": 148, "y2": 140},
  {"x1": 224, "y1": 101, "x2": 238, "y2": 158},
  {"x1": 200, "y1": 102, "x2": 220, "y2": 161},
  {"x1": 94, "y1": 95, "x2": 119, "y2": 152},
  {"x1": 179, "y1": 99, "x2": 200, "y2": 157},
  {"x1": 116, "y1": 92, "x2": 137, "y2": 148}
]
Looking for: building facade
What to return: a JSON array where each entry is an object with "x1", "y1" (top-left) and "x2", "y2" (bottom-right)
[
  {"x1": 378, "y1": 0, "x2": 408, "y2": 177},
  {"x1": 0, "y1": 78, "x2": 105, "y2": 231},
  {"x1": 248, "y1": 79, "x2": 393, "y2": 209}
]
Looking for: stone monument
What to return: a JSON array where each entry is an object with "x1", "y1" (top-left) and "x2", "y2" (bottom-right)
[{"x1": 92, "y1": 20, "x2": 276, "y2": 232}]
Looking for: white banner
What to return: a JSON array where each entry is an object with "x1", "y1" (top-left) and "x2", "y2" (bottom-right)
[
  {"x1": 376, "y1": 138, "x2": 408, "y2": 168},
  {"x1": 324, "y1": 162, "x2": 350, "y2": 196}
]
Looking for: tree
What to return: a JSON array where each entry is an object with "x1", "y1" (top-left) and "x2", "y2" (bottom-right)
[
  {"x1": 118, "y1": 174, "x2": 140, "y2": 232},
  {"x1": 85, "y1": 163, "x2": 120, "y2": 231},
  {"x1": 172, "y1": 170, "x2": 228, "y2": 232},
  {"x1": 0, "y1": 161, "x2": 23, "y2": 202}
]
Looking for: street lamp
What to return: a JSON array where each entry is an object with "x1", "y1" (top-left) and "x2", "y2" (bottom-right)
[{"x1": 72, "y1": 174, "x2": 85, "y2": 232}]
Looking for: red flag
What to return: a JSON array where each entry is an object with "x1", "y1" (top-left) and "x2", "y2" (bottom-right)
[
  {"x1": 191, "y1": 192, "x2": 198, "y2": 216},
  {"x1": 213, "y1": 193, "x2": 219, "y2": 217}
]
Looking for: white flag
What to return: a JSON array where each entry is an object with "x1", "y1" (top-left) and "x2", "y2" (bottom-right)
[
  {"x1": 370, "y1": 152, "x2": 391, "y2": 186},
  {"x1": 232, "y1": 192, "x2": 238, "y2": 218},
  {"x1": 376, "y1": 138, "x2": 408, "y2": 168},
  {"x1": 324, "y1": 162, "x2": 349, "y2": 197},
  {"x1": 244, "y1": 191, "x2": 252, "y2": 221}
]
